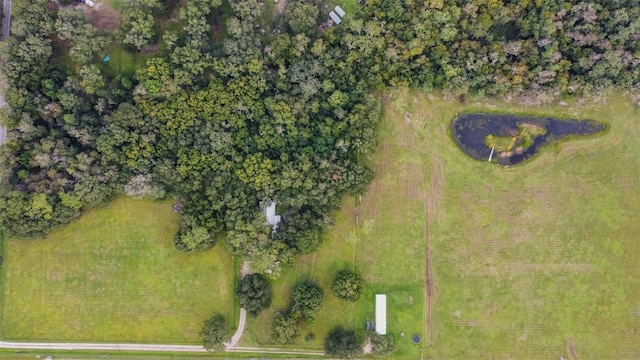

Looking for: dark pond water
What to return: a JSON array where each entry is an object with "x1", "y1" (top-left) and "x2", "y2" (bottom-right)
[{"x1": 451, "y1": 113, "x2": 606, "y2": 165}]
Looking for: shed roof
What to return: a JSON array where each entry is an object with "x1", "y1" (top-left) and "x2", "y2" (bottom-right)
[
  {"x1": 375, "y1": 294, "x2": 387, "y2": 335},
  {"x1": 335, "y1": 5, "x2": 346, "y2": 17},
  {"x1": 329, "y1": 11, "x2": 342, "y2": 24}
]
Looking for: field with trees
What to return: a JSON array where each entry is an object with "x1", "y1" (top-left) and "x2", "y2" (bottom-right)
[{"x1": 0, "y1": 0, "x2": 639, "y2": 357}]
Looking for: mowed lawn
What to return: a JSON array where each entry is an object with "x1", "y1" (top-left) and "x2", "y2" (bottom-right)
[
  {"x1": 389, "y1": 90, "x2": 639, "y2": 359},
  {"x1": 1, "y1": 196, "x2": 234, "y2": 343}
]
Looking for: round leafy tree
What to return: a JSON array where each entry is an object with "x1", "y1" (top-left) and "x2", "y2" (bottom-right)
[
  {"x1": 325, "y1": 327, "x2": 362, "y2": 358},
  {"x1": 237, "y1": 273, "x2": 272, "y2": 317},
  {"x1": 200, "y1": 314, "x2": 229, "y2": 351},
  {"x1": 332, "y1": 270, "x2": 365, "y2": 302},
  {"x1": 271, "y1": 311, "x2": 300, "y2": 344},
  {"x1": 284, "y1": 2, "x2": 319, "y2": 35},
  {"x1": 370, "y1": 333, "x2": 397, "y2": 357},
  {"x1": 292, "y1": 282, "x2": 324, "y2": 324}
]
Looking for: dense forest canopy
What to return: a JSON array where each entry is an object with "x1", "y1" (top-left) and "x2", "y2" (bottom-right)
[{"x1": 0, "y1": 0, "x2": 638, "y2": 275}]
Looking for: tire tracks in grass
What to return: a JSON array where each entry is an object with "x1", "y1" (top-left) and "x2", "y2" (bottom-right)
[{"x1": 424, "y1": 155, "x2": 444, "y2": 346}]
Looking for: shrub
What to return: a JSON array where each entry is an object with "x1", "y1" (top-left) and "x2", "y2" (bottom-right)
[
  {"x1": 332, "y1": 270, "x2": 365, "y2": 302},
  {"x1": 325, "y1": 327, "x2": 361, "y2": 358}
]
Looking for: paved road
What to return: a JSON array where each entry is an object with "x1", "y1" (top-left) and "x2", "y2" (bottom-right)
[
  {"x1": 1, "y1": 0, "x2": 12, "y2": 41},
  {"x1": 0, "y1": 94, "x2": 6, "y2": 146}
]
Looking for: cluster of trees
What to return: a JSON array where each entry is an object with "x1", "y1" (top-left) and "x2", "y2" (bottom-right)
[
  {"x1": 200, "y1": 314, "x2": 230, "y2": 351},
  {"x1": 271, "y1": 281, "x2": 324, "y2": 344},
  {"x1": 269, "y1": 270, "x2": 365, "y2": 345},
  {"x1": 0, "y1": 0, "x2": 120, "y2": 236},
  {"x1": 0, "y1": 0, "x2": 379, "y2": 276},
  {"x1": 332, "y1": 0, "x2": 640, "y2": 101}
]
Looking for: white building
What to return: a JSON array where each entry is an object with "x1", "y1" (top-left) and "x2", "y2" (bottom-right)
[
  {"x1": 335, "y1": 5, "x2": 346, "y2": 17},
  {"x1": 263, "y1": 201, "x2": 281, "y2": 231},
  {"x1": 375, "y1": 294, "x2": 387, "y2": 335},
  {"x1": 329, "y1": 11, "x2": 342, "y2": 24}
]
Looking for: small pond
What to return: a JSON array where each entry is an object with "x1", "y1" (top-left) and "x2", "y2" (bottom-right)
[{"x1": 450, "y1": 113, "x2": 606, "y2": 165}]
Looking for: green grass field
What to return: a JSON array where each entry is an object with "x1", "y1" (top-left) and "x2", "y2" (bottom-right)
[
  {"x1": 387, "y1": 90, "x2": 640, "y2": 359},
  {"x1": 1, "y1": 197, "x2": 234, "y2": 343},
  {"x1": 243, "y1": 90, "x2": 639, "y2": 359}
]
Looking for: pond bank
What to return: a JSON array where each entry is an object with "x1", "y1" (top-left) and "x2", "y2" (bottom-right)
[{"x1": 450, "y1": 113, "x2": 607, "y2": 165}]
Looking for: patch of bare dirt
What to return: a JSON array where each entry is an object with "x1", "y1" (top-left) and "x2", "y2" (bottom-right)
[
  {"x1": 362, "y1": 337, "x2": 372, "y2": 354},
  {"x1": 567, "y1": 340, "x2": 577, "y2": 360},
  {"x1": 424, "y1": 155, "x2": 444, "y2": 346},
  {"x1": 85, "y1": 2, "x2": 121, "y2": 32},
  {"x1": 275, "y1": 0, "x2": 288, "y2": 15},
  {"x1": 140, "y1": 43, "x2": 161, "y2": 55}
]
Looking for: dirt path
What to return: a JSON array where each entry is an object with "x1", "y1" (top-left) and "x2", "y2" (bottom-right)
[
  {"x1": 0, "y1": 340, "x2": 325, "y2": 356},
  {"x1": 226, "y1": 261, "x2": 250, "y2": 348},
  {"x1": 424, "y1": 155, "x2": 444, "y2": 346}
]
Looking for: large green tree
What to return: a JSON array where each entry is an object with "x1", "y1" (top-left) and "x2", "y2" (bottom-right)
[
  {"x1": 325, "y1": 327, "x2": 362, "y2": 358},
  {"x1": 200, "y1": 314, "x2": 229, "y2": 351},
  {"x1": 332, "y1": 270, "x2": 365, "y2": 302},
  {"x1": 237, "y1": 273, "x2": 272, "y2": 317},
  {"x1": 292, "y1": 282, "x2": 324, "y2": 324},
  {"x1": 370, "y1": 333, "x2": 397, "y2": 357},
  {"x1": 271, "y1": 311, "x2": 300, "y2": 344}
]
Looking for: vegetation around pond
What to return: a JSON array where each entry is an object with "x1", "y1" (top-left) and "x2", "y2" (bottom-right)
[
  {"x1": 452, "y1": 113, "x2": 606, "y2": 165},
  {"x1": 485, "y1": 122, "x2": 546, "y2": 153}
]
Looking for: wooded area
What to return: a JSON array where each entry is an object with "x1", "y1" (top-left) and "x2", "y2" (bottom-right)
[{"x1": 0, "y1": 0, "x2": 638, "y2": 274}]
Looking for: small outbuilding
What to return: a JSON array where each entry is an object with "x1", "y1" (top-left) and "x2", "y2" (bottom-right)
[
  {"x1": 263, "y1": 201, "x2": 281, "y2": 231},
  {"x1": 335, "y1": 5, "x2": 346, "y2": 17},
  {"x1": 375, "y1": 294, "x2": 387, "y2": 335},
  {"x1": 329, "y1": 11, "x2": 342, "y2": 24}
]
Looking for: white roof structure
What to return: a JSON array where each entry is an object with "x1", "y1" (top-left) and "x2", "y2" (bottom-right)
[
  {"x1": 263, "y1": 201, "x2": 281, "y2": 231},
  {"x1": 335, "y1": 5, "x2": 346, "y2": 17},
  {"x1": 375, "y1": 294, "x2": 387, "y2": 335},
  {"x1": 329, "y1": 11, "x2": 342, "y2": 24}
]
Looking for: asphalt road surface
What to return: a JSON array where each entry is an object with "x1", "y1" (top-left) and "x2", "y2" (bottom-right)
[
  {"x1": 0, "y1": 94, "x2": 6, "y2": 146},
  {"x1": 2, "y1": 0, "x2": 12, "y2": 41}
]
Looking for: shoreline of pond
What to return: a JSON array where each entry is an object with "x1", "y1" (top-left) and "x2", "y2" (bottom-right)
[{"x1": 450, "y1": 113, "x2": 609, "y2": 166}]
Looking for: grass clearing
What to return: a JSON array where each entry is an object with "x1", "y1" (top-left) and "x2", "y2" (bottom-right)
[
  {"x1": 1, "y1": 196, "x2": 234, "y2": 343},
  {"x1": 388, "y1": 90, "x2": 640, "y2": 359}
]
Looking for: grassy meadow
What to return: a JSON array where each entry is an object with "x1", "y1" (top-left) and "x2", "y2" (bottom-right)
[
  {"x1": 0, "y1": 197, "x2": 234, "y2": 343},
  {"x1": 388, "y1": 90, "x2": 640, "y2": 359}
]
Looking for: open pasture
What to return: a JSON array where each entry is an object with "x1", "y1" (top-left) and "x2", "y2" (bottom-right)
[
  {"x1": 389, "y1": 90, "x2": 640, "y2": 359},
  {"x1": 1, "y1": 197, "x2": 234, "y2": 343}
]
